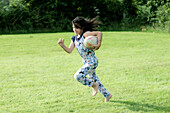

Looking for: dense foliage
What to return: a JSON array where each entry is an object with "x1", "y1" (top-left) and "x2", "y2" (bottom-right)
[{"x1": 0, "y1": 0, "x2": 169, "y2": 33}]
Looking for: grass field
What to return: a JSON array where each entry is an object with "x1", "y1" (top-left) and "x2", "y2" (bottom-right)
[{"x1": 0, "y1": 32, "x2": 170, "y2": 113}]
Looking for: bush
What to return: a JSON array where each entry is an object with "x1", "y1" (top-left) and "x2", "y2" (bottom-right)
[{"x1": 155, "y1": 2, "x2": 170, "y2": 25}]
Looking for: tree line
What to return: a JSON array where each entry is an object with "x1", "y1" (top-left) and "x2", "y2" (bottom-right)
[{"x1": 0, "y1": 0, "x2": 169, "y2": 34}]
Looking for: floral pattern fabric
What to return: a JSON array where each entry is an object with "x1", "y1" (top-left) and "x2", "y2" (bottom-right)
[{"x1": 72, "y1": 34, "x2": 110, "y2": 98}]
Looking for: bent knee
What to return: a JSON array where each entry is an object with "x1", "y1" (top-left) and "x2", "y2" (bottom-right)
[
  {"x1": 74, "y1": 72, "x2": 85, "y2": 82},
  {"x1": 74, "y1": 73, "x2": 81, "y2": 80},
  {"x1": 74, "y1": 73, "x2": 78, "y2": 80}
]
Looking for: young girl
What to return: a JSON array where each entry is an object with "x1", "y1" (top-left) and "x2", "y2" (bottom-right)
[{"x1": 58, "y1": 16, "x2": 112, "y2": 102}]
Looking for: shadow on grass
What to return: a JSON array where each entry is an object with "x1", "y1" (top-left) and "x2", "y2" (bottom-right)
[{"x1": 110, "y1": 100, "x2": 170, "y2": 112}]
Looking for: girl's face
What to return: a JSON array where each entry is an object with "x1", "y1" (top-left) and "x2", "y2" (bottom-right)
[{"x1": 72, "y1": 24, "x2": 83, "y2": 36}]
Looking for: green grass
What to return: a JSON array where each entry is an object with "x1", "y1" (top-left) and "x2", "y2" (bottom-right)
[{"x1": 0, "y1": 32, "x2": 170, "y2": 113}]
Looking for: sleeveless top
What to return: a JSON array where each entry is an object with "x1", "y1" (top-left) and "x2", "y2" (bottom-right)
[{"x1": 71, "y1": 32, "x2": 98, "y2": 65}]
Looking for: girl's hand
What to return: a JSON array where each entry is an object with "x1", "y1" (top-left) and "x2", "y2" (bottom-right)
[
  {"x1": 92, "y1": 43, "x2": 101, "y2": 51},
  {"x1": 58, "y1": 38, "x2": 64, "y2": 47}
]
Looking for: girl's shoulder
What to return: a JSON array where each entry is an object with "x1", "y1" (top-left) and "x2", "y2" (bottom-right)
[
  {"x1": 72, "y1": 34, "x2": 85, "y2": 42},
  {"x1": 71, "y1": 35, "x2": 79, "y2": 42}
]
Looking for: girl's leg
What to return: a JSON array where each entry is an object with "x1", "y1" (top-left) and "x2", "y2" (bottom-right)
[
  {"x1": 74, "y1": 59, "x2": 112, "y2": 102},
  {"x1": 89, "y1": 72, "x2": 110, "y2": 98},
  {"x1": 74, "y1": 64, "x2": 94, "y2": 87}
]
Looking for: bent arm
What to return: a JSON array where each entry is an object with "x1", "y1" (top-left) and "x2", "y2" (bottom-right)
[
  {"x1": 58, "y1": 39, "x2": 75, "y2": 54},
  {"x1": 84, "y1": 31, "x2": 102, "y2": 50},
  {"x1": 84, "y1": 31, "x2": 102, "y2": 46}
]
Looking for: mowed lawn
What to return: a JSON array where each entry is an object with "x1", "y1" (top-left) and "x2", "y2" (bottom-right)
[{"x1": 0, "y1": 32, "x2": 169, "y2": 113}]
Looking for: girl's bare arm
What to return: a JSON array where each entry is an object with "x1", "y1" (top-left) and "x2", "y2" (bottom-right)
[
  {"x1": 84, "y1": 31, "x2": 102, "y2": 50},
  {"x1": 58, "y1": 38, "x2": 75, "y2": 54}
]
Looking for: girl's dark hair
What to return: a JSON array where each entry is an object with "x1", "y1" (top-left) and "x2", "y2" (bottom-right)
[{"x1": 72, "y1": 16, "x2": 102, "y2": 31}]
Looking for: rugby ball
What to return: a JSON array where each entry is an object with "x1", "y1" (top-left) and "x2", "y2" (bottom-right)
[{"x1": 84, "y1": 36, "x2": 98, "y2": 49}]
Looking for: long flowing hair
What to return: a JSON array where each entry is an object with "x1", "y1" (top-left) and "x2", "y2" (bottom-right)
[{"x1": 72, "y1": 16, "x2": 102, "y2": 31}]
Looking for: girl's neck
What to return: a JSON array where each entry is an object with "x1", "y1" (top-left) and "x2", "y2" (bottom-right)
[
  {"x1": 77, "y1": 30, "x2": 84, "y2": 38},
  {"x1": 77, "y1": 35, "x2": 80, "y2": 38}
]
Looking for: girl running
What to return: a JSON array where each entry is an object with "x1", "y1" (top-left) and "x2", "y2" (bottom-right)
[{"x1": 58, "y1": 16, "x2": 112, "y2": 102}]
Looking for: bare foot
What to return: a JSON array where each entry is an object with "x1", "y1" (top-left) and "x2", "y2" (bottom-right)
[
  {"x1": 92, "y1": 81, "x2": 99, "y2": 96},
  {"x1": 105, "y1": 94, "x2": 112, "y2": 102}
]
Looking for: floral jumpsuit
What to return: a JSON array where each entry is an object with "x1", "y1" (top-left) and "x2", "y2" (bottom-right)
[{"x1": 72, "y1": 32, "x2": 110, "y2": 98}]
